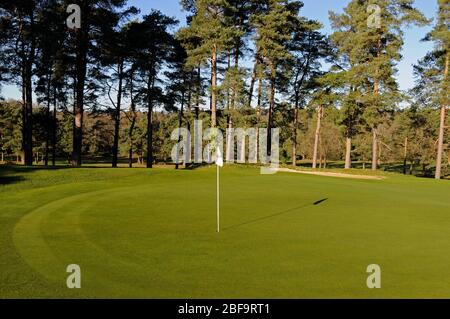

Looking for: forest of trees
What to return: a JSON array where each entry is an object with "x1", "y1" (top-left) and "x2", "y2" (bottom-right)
[{"x1": 0, "y1": 0, "x2": 448, "y2": 178}]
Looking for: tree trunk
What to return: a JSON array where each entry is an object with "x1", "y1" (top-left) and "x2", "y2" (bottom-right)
[
  {"x1": 18, "y1": 11, "x2": 35, "y2": 167},
  {"x1": 72, "y1": 25, "x2": 88, "y2": 167},
  {"x1": 112, "y1": 60, "x2": 124, "y2": 168},
  {"x1": 403, "y1": 137, "x2": 408, "y2": 175},
  {"x1": 196, "y1": 65, "x2": 201, "y2": 108},
  {"x1": 435, "y1": 105, "x2": 446, "y2": 179},
  {"x1": 371, "y1": 127, "x2": 378, "y2": 170},
  {"x1": 128, "y1": 71, "x2": 136, "y2": 168},
  {"x1": 345, "y1": 136, "x2": 352, "y2": 169},
  {"x1": 226, "y1": 44, "x2": 240, "y2": 160},
  {"x1": 52, "y1": 85, "x2": 57, "y2": 166},
  {"x1": 371, "y1": 36, "x2": 382, "y2": 171},
  {"x1": 378, "y1": 140, "x2": 382, "y2": 167},
  {"x1": 435, "y1": 52, "x2": 448, "y2": 179},
  {"x1": 44, "y1": 73, "x2": 52, "y2": 166},
  {"x1": 175, "y1": 91, "x2": 185, "y2": 170},
  {"x1": 248, "y1": 50, "x2": 260, "y2": 108},
  {"x1": 267, "y1": 75, "x2": 276, "y2": 155},
  {"x1": 146, "y1": 73, "x2": 155, "y2": 168},
  {"x1": 225, "y1": 52, "x2": 231, "y2": 111},
  {"x1": 23, "y1": 61, "x2": 33, "y2": 166},
  {"x1": 211, "y1": 44, "x2": 217, "y2": 128},
  {"x1": 256, "y1": 76, "x2": 263, "y2": 119},
  {"x1": 292, "y1": 107, "x2": 298, "y2": 167},
  {"x1": 312, "y1": 106, "x2": 323, "y2": 169},
  {"x1": 248, "y1": 60, "x2": 258, "y2": 108}
]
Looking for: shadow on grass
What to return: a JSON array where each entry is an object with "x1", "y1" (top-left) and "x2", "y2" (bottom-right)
[
  {"x1": 224, "y1": 198, "x2": 328, "y2": 231},
  {"x1": 0, "y1": 175, "x2": 25, "y2": 185},
  {"x1": 184, "y1": 163, "x2": 208, "y2": 170},
  {"x1": 0, "y1": 165, "x2": 73, "y2": 186}
]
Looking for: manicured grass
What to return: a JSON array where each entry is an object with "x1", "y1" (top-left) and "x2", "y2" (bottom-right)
[{"x1": 0, "y1": 165, "x2": 449, "y2": 298}]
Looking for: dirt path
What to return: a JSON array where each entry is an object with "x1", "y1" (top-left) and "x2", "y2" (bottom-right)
[{"x1": 276, "y1": 168, "x2": 386, "y2": 180}]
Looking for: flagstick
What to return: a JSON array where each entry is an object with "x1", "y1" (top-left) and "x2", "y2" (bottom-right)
[{"x1": 217, "y1": 164, "x2": 220, "y2": 233}]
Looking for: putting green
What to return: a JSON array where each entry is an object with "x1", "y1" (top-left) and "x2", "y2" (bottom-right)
[{"x1": 2, "y1": 166, "x2": 450, "y2": 298}]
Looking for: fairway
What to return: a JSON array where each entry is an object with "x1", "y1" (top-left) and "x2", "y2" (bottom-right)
[{"x1": 1, "y1": 166, "x2": 450, "y2": 298}]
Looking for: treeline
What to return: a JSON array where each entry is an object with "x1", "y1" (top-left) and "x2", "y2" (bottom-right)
[
  {"x1": 0, "y1": 99, "x2": 448, "y2": 175},
  {"x1": 0, "y1": 0, "x2": 448, "y2": 178}
]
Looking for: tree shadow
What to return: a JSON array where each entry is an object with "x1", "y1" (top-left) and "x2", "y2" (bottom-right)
[
  {"x1": 0, "y1": 175, "x2": 25, "y2": 185},
  {"x1": 184, "y1": 163, "x2": 208, "y2": 170},
  {"x1": 223, "y1": 198, "x2": 328, "y2": 231},
  {"x1": 0, "y1": 165, "x2": 73, "y2": 186},
  {"x1": 0, "y1": 165, "x2": 72, "y2": 172}
]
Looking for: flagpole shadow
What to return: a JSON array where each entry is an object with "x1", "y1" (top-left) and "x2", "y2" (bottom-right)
[{"x1": 222, "y1": 198, "x2": 328, "y2": 231}]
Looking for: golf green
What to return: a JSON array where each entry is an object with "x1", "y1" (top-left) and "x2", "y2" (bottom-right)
[{"x1": 1, "y1": 166, "x2": 450, "y2": 298}]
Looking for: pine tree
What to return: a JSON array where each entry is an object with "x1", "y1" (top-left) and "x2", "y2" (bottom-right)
[
  {"x1": 165, "y1": 39, "x2": 194, "y2": 169},
  {"x1": 252, "y1": 0, "x2": 301, "y2": 153},
  {"x1": 418, "y1": 0, "x2": 449, "y2": 179},
  {"x1": 0, "y1": 0, "x2": 40, "y2": 165},
  {"x1": 364, "y1": 0, "x2": 427, "y2": 170},
  {"x1": 329, "y1": 2, "x2": 371, "y2": 169},
  {"x1": 330, "y1": 0, "x2": 427, "y2": 170},
  {"x1": 34, "y1": 0, "x2": 68, "y2": 166},
  {"x1": 289, "y1": 18, "x2": 330, "y2": 166},
  {"x1": 62, "y1": 0, "x2": 129, "y2": 167},
  {"x1": 178, "y1": 0, "x2": 240, "y2": 128},
  {"x1": 133, "y1": 11, "x2": 177, "y2": 168},
  {"x1": 97, "y1": 6, "x2": 139, "y2": 168}
]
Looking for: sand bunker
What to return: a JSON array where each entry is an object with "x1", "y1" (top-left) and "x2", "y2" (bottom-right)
[{"x1": 276, "y1": 168, "x2": 386, "y2": 180}]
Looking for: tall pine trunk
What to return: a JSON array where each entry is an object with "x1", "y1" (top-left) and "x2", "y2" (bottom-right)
[
  {"x1": 292, "y1": 107, "x2": 298, "y2": 167},
  {"x1": 231, "y1": 44, "x2": 239, "y2": 111},
  {"x1": 18, "y1": 10, "x2": 35, "y2": 167},
  {"x1": 112, "y1": 60, "x2": 124, "y2": 168},
  {"x1": 403, "y1": 137, "x2": 408, "y2": 175},
  {"x1": 256, "y1": 77, "x2": 263, "y2": 118},
  {"x1": 312, "y1": 105, "x2": 323, "y2": 169},
  {"x1": 196, "y1": 65, "x2": 201, "y2": 109},
  {"x1": 435, "y1": 52, "x2": 448, "y2": 179},
  {"x1": 128, "y1": 70, "x2": 136, "y2": 168},
  {"x1": 226, "y1": 52, "x2": 231, "y2": 111},
  {"x1": 72, "y1": 25, "x2": 88, "y2": 167},
  {"x1": 23, "y1": 61, "x2": 33, "y2": 166},
  {"x1": 248, "y1": 59, "x2": 258, "y2": 108},
  {"x1": 146, "y1": 72, "x2": 155, "y2": 168},
  {"x1": 175, "y1": 92, "x2": 185, "y2": 170},
  {"x1": 291, "y1": 69, "x2": 302, "y2": 168},
  {"x1": 248, "y1": 49, "x2": 260, "y2": 109},
  {"x1": 45, "y1": 73, "x2": 52, "y2": 166},
  {"x1": 52, "y1": 85, "x2": 57, "y2": 166},
  {"x1": 371, "y1": 127, "x2": 378, "y2": 170},
  {"x1": 226, "y1": 46, "x2": 240, "y2": 161},
  {"x1": 267, "y1": 74, "x2": 276, "y2": 156},
  {"x1": 371, "y1": 37, "x2": 381, "y2": 171},
  {"x1": 345, "y1": 137, "x2": 352, "y2": 169},
  {"x1": 211, "y1": 44, "x2": 218, "y2": 127}
]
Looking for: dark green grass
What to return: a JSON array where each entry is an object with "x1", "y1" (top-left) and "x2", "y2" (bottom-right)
[{"x1": 0, "y1": 165, "x2": 449, "y2": 298}]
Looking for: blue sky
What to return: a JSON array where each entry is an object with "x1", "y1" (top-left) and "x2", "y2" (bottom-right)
[{"x1": 2, "y1": 0, "x2": 439, "y2": 99}]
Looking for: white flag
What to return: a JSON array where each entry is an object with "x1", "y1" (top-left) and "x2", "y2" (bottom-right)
[{"x1": 216, "y1": 147, "x2": 224, "y2": 167}]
